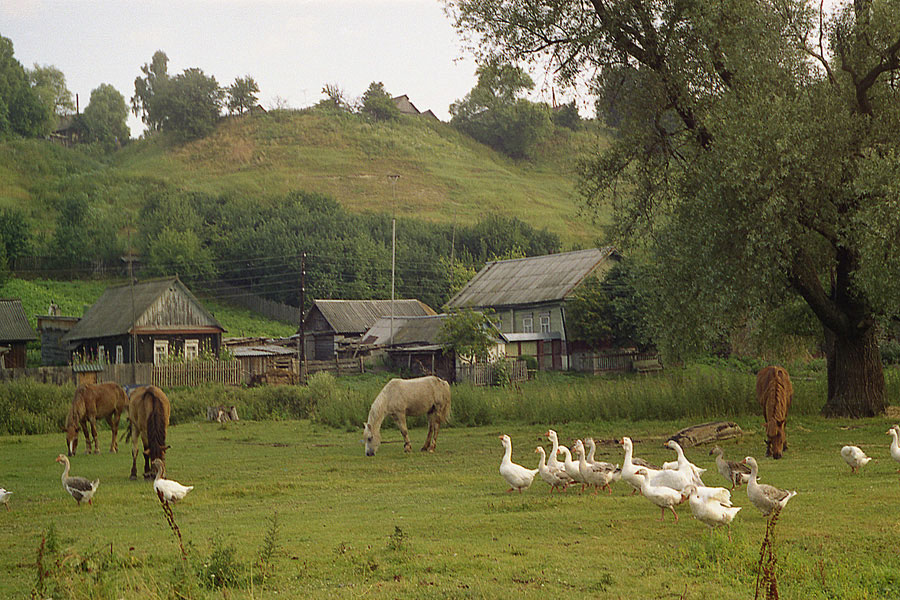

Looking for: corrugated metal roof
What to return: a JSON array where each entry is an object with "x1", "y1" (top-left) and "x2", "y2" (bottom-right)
[
  {"x1": 445, "y1": 248, "x2": 618, "y2": 309},
  {"x1": 390, "y1": 315, "x2": 447, "y2": 346},
  {"x1": 0, "y1": 299, "x2": 37, "y2": 341},
  {"x1": 63, "y1": 278, "x2": 224, "y2": 343},
  {"x1": 309, "y1": 299, "x2": 436, "y2": 334},
  {"x1": 232, "y1": 345, "x2": 297, "y2": 358}
]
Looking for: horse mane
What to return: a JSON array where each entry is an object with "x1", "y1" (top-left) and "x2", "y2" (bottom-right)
[
  {"x1": 66, "y1": 386, "x2": 86, "y2": 429},
  {"x1": 143, "y1": 388, "x2": 168, "y2": 461},
  {"x1": 761, "y1": 367, "x2": 791, "y2": 436},
  {"x1": 365, "y1": 386, "x2": 389, "y2": 431}
]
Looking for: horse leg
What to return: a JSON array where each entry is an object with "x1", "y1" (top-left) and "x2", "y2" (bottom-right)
[
  {"x1": 130, "y1": 425, "x2": 139, "y2": 480},
  {"x1": 80, "y1": 418, "x2": 92, "y2": 455},
  {"x1": 422, "y1": 417, "x2": 435, "y2": 452},
  {"x1": 88, "y1": 415, "x2": 100, "y2": 454},
  {"x1": 396, "y1": 414, "x2": 412, "y2": 452},
  {"x1": 108, "y1": 413, "x2": 118, "y2": 453}
]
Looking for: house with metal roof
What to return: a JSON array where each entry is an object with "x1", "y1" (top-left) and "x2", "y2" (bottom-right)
[
  {"x1": 62, "y1": 277, "x2": 225, "y2": 365},
  {"x1": 445, "y1": 248, "x2": 619, "y2": 370},
  {"x1": 302, "y1": 299, "x2": 436, "y2": 360},
  {"x1": 0, "y1": 299, "x2": 37, "y2": 368}
]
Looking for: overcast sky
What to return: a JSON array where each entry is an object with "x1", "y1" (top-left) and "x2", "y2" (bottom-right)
[{"x1": 0, "y1": 0, "x2": 496, "y2": 138}]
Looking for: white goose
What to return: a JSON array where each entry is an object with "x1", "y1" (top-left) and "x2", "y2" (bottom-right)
[
  {"x1": 55, "y1": 454, "x2": 99, "y2": 506},
  {"x1": 544, "y1": 430, "x2": 568, "y2": 475},
  {"x1": 573, "y1": 439, "x2": 616, "y2": 494},
  {"x1": 535, "y1": 446, "x2": 572, "y2": 492},
  {"x1": 645, "y1": 440, "x2": 703, "y2": 492},
  {"x1": 499, "y1": 435, "x2": 538, "y2": 493},
  {"x1": 742, "y1": 456, "x2": 796, "y2": 516},
  {"x1": 621, "y1": 436, "x2": 662, "y2": 495},
  {"x1": 710, "y1": 445, "x2": 752, "y2": 489},
  {"x1": 888, "y1": 428, "x2": 900, "y2": 472},
  {"x1": 0, "y1": 488, "x2": 11, "y2": 511},
  {"x1": 152, "y1": 459, "x2": 194, "y2": 503},
  {"x1": 558, "y1": 446, "x2": 588, "y2": 490},
  {"x1": 585, "y1": 437, "x2": 621, "y2": 481},
  {"x1": 682, "y1": 484, "x2": 741, "y2": 539},
  {"x1": 634, "y1": 468, "x2": 683, "y2": 522},
  {"x1": 840, "y1": 445, "x2": 872, "y2": 474}
]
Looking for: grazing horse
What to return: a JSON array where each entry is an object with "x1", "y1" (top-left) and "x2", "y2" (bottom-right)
[
  {"x1": 65, "y1": 382, "x2": 128, "y2": 456},
  {"x1": 363, "y1": 375, "x2": 451, "y2": 456},
  {"x1": 757, "y1": 365, "x2": 793, "y2": 459},
  {"x1": 126, "y1": 385, "x2": 170, "y2": 480}
]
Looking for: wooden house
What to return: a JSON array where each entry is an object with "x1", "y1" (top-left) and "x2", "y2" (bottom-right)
[
  {"x1": 302, "y1": 299, "x2": 435, "y2": 361},
  {"x1": 62, "y1": 277, "x2": 225, "y2": 364},
  {"x1": 0, "y1": 299, "x2": 37, "y2": 368},
  {"x1": 445, "y1": 248, "x2": 619, "y2": 371}
]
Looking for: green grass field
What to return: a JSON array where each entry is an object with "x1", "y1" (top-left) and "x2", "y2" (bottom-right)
[{"x1": 2, "y1": 406, "x2": 899, "y2": 598}]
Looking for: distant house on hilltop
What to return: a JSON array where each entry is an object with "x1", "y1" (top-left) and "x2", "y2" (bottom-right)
[
  {"x1": 301, "y1": 299, "x2": 436, "y2": 360},
  {"x1": 62, "y1": 277, "x2": 225, "y2": 365},
  {"x1": 445, "y1": 248, "x2": 620, "y2": 371},
  {"x1": 391, "y1": 95, "x2": 440, "y2": 121}
]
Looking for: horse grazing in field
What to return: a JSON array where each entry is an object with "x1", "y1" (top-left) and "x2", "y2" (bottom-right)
[
  {"x1": 363, "y1": 375, "x2": 451, "y2": 456},
  {"x1": 65, "y1": 382, "x2": 129, "y2": 456},
  {"x1": 757, "y1": 365, "x2": 793, "y2": 460},
  {"x1": 126, "y1": 385, "x2": 170, "y2": 480}
]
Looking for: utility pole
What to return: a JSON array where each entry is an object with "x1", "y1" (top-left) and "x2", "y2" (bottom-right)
[
  {"x1": 298, "y1": 252, "x2": 306, "y2": 383},
  {"x1": 388, "y1": 175, "x2": 400, "y2": 345},
  {"x1": 121, "y1": 227, "x2": 137, "y2": 385}
]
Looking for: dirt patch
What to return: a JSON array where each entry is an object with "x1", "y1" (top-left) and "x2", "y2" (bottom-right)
[{"x1": 886, "y1": 406, "x2": 900, "y2": 420}]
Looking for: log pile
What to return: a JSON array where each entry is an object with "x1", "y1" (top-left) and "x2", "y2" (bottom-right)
[{"x1": 667, "y1": 421, "x2": 743, "y2": 448}]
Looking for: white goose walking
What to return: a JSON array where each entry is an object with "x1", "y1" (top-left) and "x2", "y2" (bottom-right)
[
  {"x1": 535, "y1": 446, "x2": 572, "y2": 492},
  {"x1": 634, "y1": 468, "x2": 683, "y2": 522},
  {"x1": 499, "y1": 435, "x2": 538, "y2": 493},
  {"x1": 888, "y1": 428, "x2": 900, "y2": 472},
  {"x1": 0, "y1": 488, "x2": 11, "y2": 511},
  {"x1": 840, "y1": 445, "x2": 872, "y2": 474},
  {"x1": 152, "y1": 458, "x2": 194, "y2": 503},
  {"x1": 682, "y1": 484, "x2": 741, "y2": 539}
]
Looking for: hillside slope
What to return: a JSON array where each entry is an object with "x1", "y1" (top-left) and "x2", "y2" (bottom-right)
[{"x1": 2, "y1": 109, "x2": 607, "y2": 246}]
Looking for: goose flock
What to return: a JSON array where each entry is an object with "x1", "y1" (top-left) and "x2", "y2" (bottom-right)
[{"x1": 497, "y1": 428, "x2": 811, "y2": 534}]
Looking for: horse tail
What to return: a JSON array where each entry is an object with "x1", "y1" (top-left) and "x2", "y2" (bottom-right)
[{"x1": 146, "y1": 391, "x2": 168, "y2": 462}]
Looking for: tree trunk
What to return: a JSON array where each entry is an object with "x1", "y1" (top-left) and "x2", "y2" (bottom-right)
[{"x1": 821, "y1": 325, "x2": 885, "y2": 417}]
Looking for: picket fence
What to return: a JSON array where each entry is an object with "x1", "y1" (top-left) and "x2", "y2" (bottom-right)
[{"x1": 455, "y1": 360, "x2": 528, "y2": 386}]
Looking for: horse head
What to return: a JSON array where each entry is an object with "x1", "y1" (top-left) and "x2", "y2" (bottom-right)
[
  {"x1": 363, "y1": 422, "x2": 380, "y2": 456},
  {"x1": 765, "y1": 419, "x2": 786, "y2": 459},
  {"x1": 65, "y1": 424, "x2": 78, "y2": 456}
]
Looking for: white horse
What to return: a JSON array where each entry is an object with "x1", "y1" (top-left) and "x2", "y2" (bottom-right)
[{"x1": 363, "y1": 376, "x2": 451, "y2": 456}]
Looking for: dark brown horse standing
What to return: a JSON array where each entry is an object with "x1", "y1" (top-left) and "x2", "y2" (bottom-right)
[
  {"x1": 126, "y1": 385, "x2": 170, "y2": 480},
  {"x1": 757, "y1": 365, "x2": 793, "y2": 459},
  {"x1": 65, "y1": 382, "x2": 128, "y2": 456}
]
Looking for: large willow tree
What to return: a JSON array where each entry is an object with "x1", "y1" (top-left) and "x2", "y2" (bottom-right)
[{"x1": 447, "y1": 0, "x2": 900, "y2": 417}]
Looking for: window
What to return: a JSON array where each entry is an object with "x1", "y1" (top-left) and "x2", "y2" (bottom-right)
[
  {"x1": 522, "y1": 316, "x2": 533, "y2": 333},
  {"x1": 115, "y1": 345, "x2": 124, "y2": 364},
  {"x1": 540, "y1": 314, "x2": 551, "y2": 333},
  {"x1": 185, "y1": 339, "x2": 199, "y2": 361},
  {"x1": 97, "y1": 345, "x2": 105, "y2": 363},
  {"x1": 153, "y1": 340, "x2": 169, "y2": 365}
]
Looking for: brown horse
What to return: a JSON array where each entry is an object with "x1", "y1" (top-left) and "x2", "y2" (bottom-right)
[
  {"x1": 757, "y1": 365, "x2": 793, "y2": 459},
  {"x1": 126, "y1": 385, "x2": 170, "y2": 480},
  {"x1": 65, "y1": 382, "x2": 129, "y2": 456}
]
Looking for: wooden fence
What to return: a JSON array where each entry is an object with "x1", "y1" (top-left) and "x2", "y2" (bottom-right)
[
  {"x1": 99, "y1": 362, "x2": 243, "y2": 387},
  {"x1": 571, "y1": 351, "x2": 662, "y2": 374},
  {"x1": 456, "y1": 360, "x2": 528, "y2": 386}
]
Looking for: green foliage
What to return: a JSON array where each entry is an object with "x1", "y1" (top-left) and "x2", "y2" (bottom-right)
[
  {"x1": 28, "y1": 63, "x2": 74, "y2": 120},
  {"x1": 226, "y1": 75, "x2": 259, "y2": 115},
  {"x1": 196, "y1": 534, "x2": 242, "y2": 589},
  {"x1": 567, "y1": 260, "x2": 651, "y2": 348},
  {"x1": 81, "y1": 83, "x2": 130, "y2": 151},
  {"x1": 143, "y1": 226, "x2": 216, "y2": 281},
  {"x1": 316, "y1": 83, "x2": 352, "y2": 113},
  {"x1": 0, "y1": 380, "x2": 72, "y2": 435},
  {"x1": 131, "y1": 50, "x2": 169, "y2": 132},
  {"x1": 437, "y1": 309, "x2": 497, "y2": 362},
  {"x1": 551, "y1": 100, "x2": 581, "y2": 131},
  {"x1": 0, "y1": 35, "x2": 47, "y2": 137},
  {"x1": 360, "y1": 81, "x2": 399, "y2": 121},
  {"x1": 157, "y1": 67, "x2": 223, "y2": 140},
  {"x1": 450, "y1": 59, "x2": 551, "y2": 158}
]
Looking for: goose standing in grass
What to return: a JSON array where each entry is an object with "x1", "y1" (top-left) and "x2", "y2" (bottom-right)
[
  {"x1": 544, "y1": 430, "x2": 567, "y2": 475},
  {"x1": 888, "y1": 428, "x2": 900, "y2": 472},
  {"x1": 499, "y1": 435, "x2": 538, "y2": 493},
  {"x1": 55, "y1": 454, "x2": 99, "y2": 506},
  {"x1": 558, "y1": 446, "x2": 588, "y2": 491},
  {"x1": 535, "y1": 446, "x2": 572, "y2": 492},
  {"x1": 584, "y1": 437, "x2": 621, "y2": 483},
  {"x1": 0, "y1": 488, "x2": 11, "y2": 511},
  {"x1": 634, "y1": 468, "x2": 683, "y2": 522},
  {"x1": 573, "y1": 439, "x2": 616, "y2": 494},
  {"x1": 152, "y1": 458, "x2": 193, "y2": 503},
  {"x1": 741, "y1": 456, "x2": 796, "y2": 516},
  {"x1": 840, "y1": 445, "x2": 872, "y2": 474},
  {"x1": 621, "y1": 437, "x2": 661, "y2": 495},
  {"x1": 710, "y1": 445, "x2": 752, "y2": 489},
  {"x1": 682, "y1": 484, "x2": 741, "y2": 539}
]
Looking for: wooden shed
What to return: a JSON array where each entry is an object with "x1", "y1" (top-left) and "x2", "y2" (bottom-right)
[
  {"x1": 302, "y1": 299, "x2": 436, "y2": 361},
  {"x1": 0, "y1": 299, "x2": 37, "y2": 368},
  {"x1": 62, "y1": 277, "x2": 225, "y2": 364}
]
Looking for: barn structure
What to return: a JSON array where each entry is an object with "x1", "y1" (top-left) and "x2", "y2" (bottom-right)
[
  {"x1": 301, "y1": 299, "x2": 435, "y2": 361},
  {"x1": 0, "y1": 299, "x2": 37, "y2": 368},
  {"x1": 62, "y1": 277, "x2": 225, "y2": 365},
  {"x1": 445, "y1": 248, "x2": 620, "y2": 371}
]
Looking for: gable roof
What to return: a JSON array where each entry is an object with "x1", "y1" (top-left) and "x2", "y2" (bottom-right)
[
  {"x1": 306, "y1": 299, "x2": 436, "y2": 335},
  {"x1": 445, "y1": 247, "x2": 618, "y2": 309},
  {"x1": 63, "y1": 277, "x2": 224, "y2": 344},
  {"x1": 363, "y1": 313, "x2": 507, "y2": 349},
  {"x1": 0, "y1": 299, "x2": 37, "y2": 342}
]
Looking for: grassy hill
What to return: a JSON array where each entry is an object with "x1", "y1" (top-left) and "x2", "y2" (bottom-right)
[{"x1": 1, "y1": 109, "x2": 609, "y2": 248}]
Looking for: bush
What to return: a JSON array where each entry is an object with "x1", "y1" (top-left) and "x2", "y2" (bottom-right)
[{"x1": 0, "y1": 380, "x2": 72, "y2": 435}]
